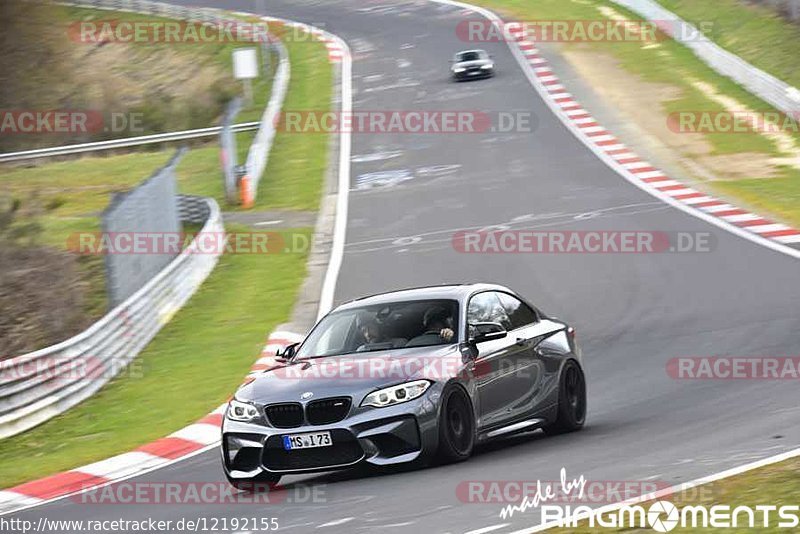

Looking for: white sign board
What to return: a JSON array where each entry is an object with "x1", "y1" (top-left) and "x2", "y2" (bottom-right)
[{"x1": 233, "y1": 48, "x2": 259, "y2": 80}]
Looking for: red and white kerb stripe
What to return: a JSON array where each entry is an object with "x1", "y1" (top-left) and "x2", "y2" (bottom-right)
[
  {"x1": 0, "y1": 331, "x2": 302, "y2": 514},
  {"x1": 506, "y1": 23, "x2": 800, "y2": 249}
]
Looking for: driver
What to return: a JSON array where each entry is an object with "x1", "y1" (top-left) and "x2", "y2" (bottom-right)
[
  {"x1": 423, "y1": 306, "x2": 455, "y2": 342},
  {"x1": 406, "y1": 306, "x2": 455, "y2": 347}
]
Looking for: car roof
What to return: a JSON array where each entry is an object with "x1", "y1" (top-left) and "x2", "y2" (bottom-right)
[
  {"x1": 456, "y1": 49, "x2": 487, "y2": 56},
  {"x1": 334, "y1": 283, "x2": 513, "y2": 311}
]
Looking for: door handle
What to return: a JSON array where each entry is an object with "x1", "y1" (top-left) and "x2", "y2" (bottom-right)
[{"x1": 516, "y1": 337, "x2": 528, "y2": 347}]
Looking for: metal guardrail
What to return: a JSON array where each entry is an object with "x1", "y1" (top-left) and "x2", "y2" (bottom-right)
[
  {"x1": 241, "y1": 38, "x2": 291, "y2": 207},
  {"x1": 0, "y1": 196, "x2": 224, "y2": 439},
  {"x1": 0, "y1": 122, "x2": 259, "y2": 163},
  {"x1": 611, "y1": 0, "x2": 800, "y2": 118}
]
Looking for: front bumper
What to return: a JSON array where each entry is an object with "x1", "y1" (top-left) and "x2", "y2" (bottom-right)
[
  {"x1": 222, "y1": 388, "x2": 442, "y2": 479},
  {"x1": 453, "y1": 68, "x2": 493, "y2": 80}
]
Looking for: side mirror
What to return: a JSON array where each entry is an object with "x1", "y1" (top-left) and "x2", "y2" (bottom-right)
[
  {"x1": 470, "y1": 322, "x2": 507, "y2": 344},
  {"x1": 275, "y1": 342, "x2": 299, "y2": 362}
]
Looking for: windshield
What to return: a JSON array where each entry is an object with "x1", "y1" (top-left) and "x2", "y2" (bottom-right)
[
  {"x1": 456, "y1": 51, "x2": 486, "y2": 62},
  {"x1": 295, "y1": 299, "x2": 460, "y2": 358}
]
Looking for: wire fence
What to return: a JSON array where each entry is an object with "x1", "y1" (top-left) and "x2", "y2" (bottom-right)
[
  {"x1": 102, "y1": 149, "x2": 185, "y2": 308},
  {"x1": 0, "y1": 194, "x2": 224, "y2": 439}
]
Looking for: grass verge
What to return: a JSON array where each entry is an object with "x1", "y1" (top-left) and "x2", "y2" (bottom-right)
[
  {"x1": 475, "y1": 0, "x2": 800, "y2": 226},
  {"x1": 0, "y1": 22, "x2": 332, "y2": 486},
  {"x1": 657, "y1": 0, "x2": 800, "y2": 88},
  {"x1": 549, "y1": 455, "x2": 800, "y2": 533}
]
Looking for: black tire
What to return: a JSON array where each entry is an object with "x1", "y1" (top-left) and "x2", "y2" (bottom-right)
[
  {"x1": 543, "y1": 360, "x2": 586, "y2": 435},
  {"x1": 226, "y1": 471, "x2": 282, "y2": 492},
  {"x1": 436, "y1": 384, "x2": 475, "y2": 463}
]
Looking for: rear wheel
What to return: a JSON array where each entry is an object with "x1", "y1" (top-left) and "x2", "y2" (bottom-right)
[
  {"x1": 436, "y1": 385, "x2": 475, "y2": 463},
  {"x1": 543, "y1": 360, "x2": 586, "y2": 435}
]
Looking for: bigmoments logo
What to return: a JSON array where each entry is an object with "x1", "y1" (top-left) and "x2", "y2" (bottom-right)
[{"x1": 544, "y1": 502, "x2": 800, "y2": 531}]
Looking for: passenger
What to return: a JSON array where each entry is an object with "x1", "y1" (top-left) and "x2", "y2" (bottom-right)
[{"x1": 358, "y1": 317, "x2": 384, "y2": 344}]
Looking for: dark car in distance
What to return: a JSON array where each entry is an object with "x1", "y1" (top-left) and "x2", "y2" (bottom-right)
[
  {"x1": 451, "y1": 49, "x2": 495, "y2": 80},
  {"x1": 222, "y1": 283, "x2": 586, "y2": 488}
]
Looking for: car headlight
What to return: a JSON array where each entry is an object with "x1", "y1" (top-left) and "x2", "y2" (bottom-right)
[
  {"x1": 227, "y1": 399, "x2": 260, "y2": 422},
  {"x1": 453, "y1": 67, "x2": 466, "y2": 73},
  {"x1": 481, "y1": 64, "x2": 493, "y2": 70},
  {"x1": 361, "y1": 380, "x2": 432, "y2": 408}
]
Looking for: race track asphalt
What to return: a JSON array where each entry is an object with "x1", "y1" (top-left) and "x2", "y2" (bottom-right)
[{"x1": 11, "y1": 1, "x2": 800, "y2": 532}]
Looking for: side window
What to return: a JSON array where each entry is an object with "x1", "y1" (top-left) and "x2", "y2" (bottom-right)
[
  {"x1": 496, "y1": 292, "x2": 538, "y2": 330},
  {"x1": 467, "y1": 292, "x2": 512, "y2": 332}
]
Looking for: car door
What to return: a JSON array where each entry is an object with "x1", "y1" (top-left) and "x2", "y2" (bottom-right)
[
  {"x1": 495, "y1": 292, "x2": 551, "y2": 420},
  {"x1": 467, "y1": 291, "x2": 532, "y2": 429}
]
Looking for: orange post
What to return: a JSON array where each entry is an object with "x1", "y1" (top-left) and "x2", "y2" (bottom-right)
[{"x1": 239, "y1": 175, "x2": 254, "y2": 208}]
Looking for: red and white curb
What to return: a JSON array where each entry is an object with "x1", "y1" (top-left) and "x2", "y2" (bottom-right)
[
  {"x1": 260, "y1": 16, "x2": 345, "y2": 62},
  {"x1": 500, "y1": 20, "x2": 800, "y2": 254},
  {"x1": 0, "y1": 330, "x2": 303, "y2": 515}
]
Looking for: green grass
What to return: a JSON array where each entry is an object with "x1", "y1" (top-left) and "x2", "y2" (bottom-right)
[
  {"x1": 657, "y1": 0, "x2": 800, "y2": 88},
  {"x1": 476, "y1": 0, "x2": 800, "y2": 223},
  {"x1": 0, "y1": 15, "x2": 333, "y2": 487},
  {"x1": 0, "y1": 227, "x2": 311, "y2": 488},
  {"x1": 250, "y1": 35, "x2": 332, "y2": 211},
  {"x1": 549, "y1": 455, "x2": 800, "y2": 533},
  {"x1": 711, "y1": 170, "x2": 800, "y2": 229}
]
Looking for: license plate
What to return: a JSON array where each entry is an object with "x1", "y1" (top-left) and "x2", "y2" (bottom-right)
[
  {"x1": 282, "y1": 431, "x2": 332, "y2": 451},
  {"x1": 469, "y1": 71, "x2": 479, "y2": 75}
]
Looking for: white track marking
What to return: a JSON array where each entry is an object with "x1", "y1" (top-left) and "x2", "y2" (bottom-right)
[
  {"x1": 464, "y1": 524, "x2": 510, "y2": 534},
  {"x1": 316, "y1": 517, "x2": 355, "y2": 528},
  {"x1": 317, "y1": 35, "x2": 353, "y2": 321}
]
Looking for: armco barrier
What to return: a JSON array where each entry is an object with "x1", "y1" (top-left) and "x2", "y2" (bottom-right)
[
  {"x1": 611, "y1": 0, "x2": 800, "y2": 118},
  {"x1": 0, "y1": 122, "x2": 259, "y2": 164},
  {"x1": 0, "y1": 196, "x2": 225, "y2": 439},
  {"x1": 241, "y1": 37, "x2": 291, "y2": 208}
]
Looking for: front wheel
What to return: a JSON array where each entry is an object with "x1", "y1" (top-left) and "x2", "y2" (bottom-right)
[
  {"x1": 543, "y1": 360, "x2": 586, "y2": 435},
  {"x1": 436, "y1": 385, "x2": 475, "y2": 463}
]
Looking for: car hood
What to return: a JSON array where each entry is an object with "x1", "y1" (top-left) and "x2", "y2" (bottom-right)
[
  {"x1": 237, "y1": 344, "x2": 464, "y2": 404},
  {"x1": 454, "y1": 59, "x2": 492, "y2": 69}
]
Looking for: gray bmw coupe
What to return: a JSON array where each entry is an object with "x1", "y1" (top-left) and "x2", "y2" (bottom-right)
[{"x1": 221, "y1": 283, "x2": 585, "y2": 489}]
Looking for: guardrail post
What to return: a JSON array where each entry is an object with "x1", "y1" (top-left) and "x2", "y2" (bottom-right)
[{"x1": 239, "y1": 171, "x2": 254, "y2": 208}]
